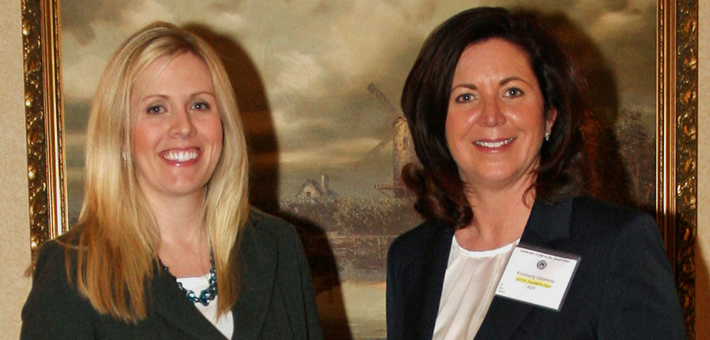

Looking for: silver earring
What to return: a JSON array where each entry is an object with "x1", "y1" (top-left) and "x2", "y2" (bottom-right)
[{"x1": 544, "y1": 132, "x2": 550, "y2": 142}]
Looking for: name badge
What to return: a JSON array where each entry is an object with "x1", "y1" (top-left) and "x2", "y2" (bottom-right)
[{"x1": 495, "y1": 245, "x2": 580, "y2": 311}]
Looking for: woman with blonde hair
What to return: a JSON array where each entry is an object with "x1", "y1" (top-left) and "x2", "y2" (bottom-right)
[{"x1": 22, "y1": 21, "x2": 322, "y2": 340}]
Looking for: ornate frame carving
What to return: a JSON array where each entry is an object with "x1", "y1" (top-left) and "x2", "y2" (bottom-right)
[
  {"x1": 21, "y1": 0, "x2": 65, "y2": 252},
  {"x1": 21, "y1": 0, "x2": 697, "y2": 337},
  {"x1": 657, "y1": 1, "x2": 698, "y2": 337}
]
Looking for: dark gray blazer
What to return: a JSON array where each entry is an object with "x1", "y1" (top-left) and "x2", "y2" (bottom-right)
[
  {"x1": 21, "y1": 210, "x2": 323, "y2": 340},
  {"x1": 386, "y1": 196, "x2": 686, "y2": 340}
]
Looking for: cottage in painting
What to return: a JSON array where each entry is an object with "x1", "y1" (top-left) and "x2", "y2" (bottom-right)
[{"x1": 296, "y1": 174, "x2": 337, "y2": 199}]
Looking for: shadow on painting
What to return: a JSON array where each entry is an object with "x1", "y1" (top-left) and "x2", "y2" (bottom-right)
[
  {"x1": 184, "y1": 23, "x2": 281, "y2": 212},
  {"x1": 185, "y1": 24, "x2": 353, "y2": 339},
  {"x1": 542, "y1": 12, "x2": 653, "y2": 212}
]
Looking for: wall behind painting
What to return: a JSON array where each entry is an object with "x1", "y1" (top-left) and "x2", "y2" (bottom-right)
[
  {"x1": 0, "y1": 0, "x2": 31, "y2": 338},
  {"x1": 0, "y1": 1, "x2": 709, "y2": 339}
]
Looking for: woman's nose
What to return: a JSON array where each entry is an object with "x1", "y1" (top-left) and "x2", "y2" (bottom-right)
[
  {"x1": 168, "y1": 108, "x2": 195, "y2": 137},
  {"x1": 478, "y1": 98, "x2": 506, "y2": 127}
]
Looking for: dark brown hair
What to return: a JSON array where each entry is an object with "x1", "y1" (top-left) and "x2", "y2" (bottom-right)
[{"x1": 401, "y1": 7, "x2": 587, "y2": 228}]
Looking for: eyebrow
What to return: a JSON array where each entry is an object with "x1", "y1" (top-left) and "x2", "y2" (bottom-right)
[
  {"x1": 499, "y1": 76, "x2": 532, "y2": 87},
  {"x1": 139, "y1": 94, "x2": 168, "y2": 101},
  {"x1": 138, "y1": 91, "x2": 216, "y2": 102},
  {"x1": 451, "y1": 76, "x2": 534, "y2": 91},
  {"x1": 451, "y1": 83, "x2": 477, "y2": 91}
]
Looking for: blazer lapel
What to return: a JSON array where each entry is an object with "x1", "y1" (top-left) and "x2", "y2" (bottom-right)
[
  {"x1": 230, "y1": 215, "x2": 278, "y2": 340},
  {"x1": 418, "y1": 223, "x2": 454, "y2": 339},
  {"x1": 151, "y1": 269, "x2": 228, "y2": 339},
  {"x1": 474, "y1": 198, "x2": 573, "y2": 340}
]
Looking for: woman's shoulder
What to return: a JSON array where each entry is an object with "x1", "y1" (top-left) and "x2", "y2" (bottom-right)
[
  {"x1": 571, "y1": 195, "x2": 640, "y2": 215},
  {"x1": 242, "y1": 208, "x2": 304, "y2": 253},
  {"x1": 246, "y1": 208, "x2": 298, "y2": 238},
  {"x1": 567, "y1": 196, "x2": 660, "y2": 242},
  {"x1": 570, "y1": 196, "x2": 655, "y2": 227},
  {"x1": 391, "y1": 219, "x2": 444, "y2": 245},
  {"x1": 32, "y1": 239, "x2": 67, "y2": 277},
  {"x1": 22, "y1": 229, "x2": 98, "y2": 339},
  {"x1": 565, "y1": 199, "x2": 685, "y2": 338},
  {"x1": 32, "y1": 228, "x2": 83, "y2": 275},
  {"x1": 388, "y1": 219, "x2": 450, "y2": 264}
]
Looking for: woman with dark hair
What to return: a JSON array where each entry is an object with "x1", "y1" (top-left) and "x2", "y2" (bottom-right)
[{"x1": 387, "y1": 7, "x2": 685, "y2": 340}]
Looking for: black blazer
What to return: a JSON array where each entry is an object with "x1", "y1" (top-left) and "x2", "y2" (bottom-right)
[
  {"x1": 387, "y1": 196, "x2": 686, "y2": 340},
  {"x1": 21, "y1": 210, "x2": 323, "y2": 340}
]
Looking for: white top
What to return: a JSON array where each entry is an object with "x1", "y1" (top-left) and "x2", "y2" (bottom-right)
[
  {"x1": 432, "y1": 236, "x2": 519, "y2": 340},
  {"x1": 177, "y1": 274, "x2": 234, "y2": 339}
]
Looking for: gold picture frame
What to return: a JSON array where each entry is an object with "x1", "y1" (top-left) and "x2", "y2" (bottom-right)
[{"x1": 21, "y1": 0, "x2": 698, "y2": 337}]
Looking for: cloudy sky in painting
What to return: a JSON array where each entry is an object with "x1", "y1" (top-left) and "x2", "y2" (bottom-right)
[{"x1": 61, "y1": 0, "x2": 657, "y2": 205}]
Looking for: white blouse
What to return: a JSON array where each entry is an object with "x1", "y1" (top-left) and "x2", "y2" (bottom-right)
[
  {"x1": 432, "y1": 236, "x2": 519, "y2": 340},
  {"x1": 177, "y1": 274, "x2": 234, "y2": 339}
]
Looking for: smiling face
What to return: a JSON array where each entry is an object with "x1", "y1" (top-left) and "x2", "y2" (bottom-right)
[
  {"x1": 130, "y1": 52, "x2": 223, "y2": 202},
  {"x1": 445, "y1": 38, "x2": 556, "y2": 193}
]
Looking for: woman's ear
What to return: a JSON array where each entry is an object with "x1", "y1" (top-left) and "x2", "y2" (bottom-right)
[
  {"x1": 121, "y1": 143, "x2": 130, "y2": 163},
  {"x1": 546, "y1": 108, "x2": 558, "y2": 134}
]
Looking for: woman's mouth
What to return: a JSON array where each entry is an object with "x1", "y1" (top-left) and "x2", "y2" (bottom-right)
[
  {"x1": 474, "y1": 138, "x2": 514, "y2": 148},
  {"x1": 162, "y1": 149, "x2": 200, "y2": 162}
]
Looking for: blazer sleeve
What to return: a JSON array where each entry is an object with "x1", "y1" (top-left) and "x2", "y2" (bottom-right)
[
  {"x1": 597, "y1": 213, "x2": 686, "y2": 339},
  {"x1": 287, "y1": 225, "x2": 324, "y2": 340},
  {"x1": 21, "y1": 241, "x2": 97, "y2": 340},
  {"x1": 386, "y1": 236, "x2": 404, "y2": 340}
]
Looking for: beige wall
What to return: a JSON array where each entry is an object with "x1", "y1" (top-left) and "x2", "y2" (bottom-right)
[
  {"x1": 0, "y1": 1, "x2": 708, "y2": 339},
  {"x1": 0, "y1": 0, "x2": 31, "y2": 338}
]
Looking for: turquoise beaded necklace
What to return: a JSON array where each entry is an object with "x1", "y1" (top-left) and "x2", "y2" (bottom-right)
[{"x1": 164, "y1": 253, "x2": 217, "y2": 306}]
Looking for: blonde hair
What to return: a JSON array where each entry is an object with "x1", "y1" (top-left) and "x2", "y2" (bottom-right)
[{"x1": 68, "y1": 21, "x2": 249, "y2": 322}]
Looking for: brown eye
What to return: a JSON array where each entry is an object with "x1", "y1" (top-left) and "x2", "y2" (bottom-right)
[
  {"x1": 192, "y1": 102, "x2": 210, "y2": 111},
  {"x1": 504, "y1": 88, "x2": 524, "y2": 97},
  {"x1": 455, "y1": 93, "x2": 475, "y2": 103},
  {"x1": 147, "y1": 105, "x2": 164, "y2": 114}
]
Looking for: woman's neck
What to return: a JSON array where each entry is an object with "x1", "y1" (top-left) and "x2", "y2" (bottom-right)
[
  {"x1": 146, "y1": 191, "x2": 204, "y2": 236},
  {"x1": 456, "y1": 178, "x2": 535, "y2": 251},
  {"x1": 144, "y1": 192, "x2": 211, "y2": 277}
]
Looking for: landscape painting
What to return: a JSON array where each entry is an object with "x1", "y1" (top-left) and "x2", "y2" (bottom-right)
[{"x1": 59, "y1": 0, "x2": 658, "y2": 338}]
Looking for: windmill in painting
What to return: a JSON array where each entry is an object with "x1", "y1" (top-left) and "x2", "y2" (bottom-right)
[{"x1": 366, "y1": 83, "x2": 419, "y2": 198}]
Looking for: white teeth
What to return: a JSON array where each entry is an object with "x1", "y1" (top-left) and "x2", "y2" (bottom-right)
[
  {"x1": 474, "y1": 138, "x2": 513, "y2": 148},
  {"x1": 163, "y1": 150, "x2": 198, "y2": 162}
]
